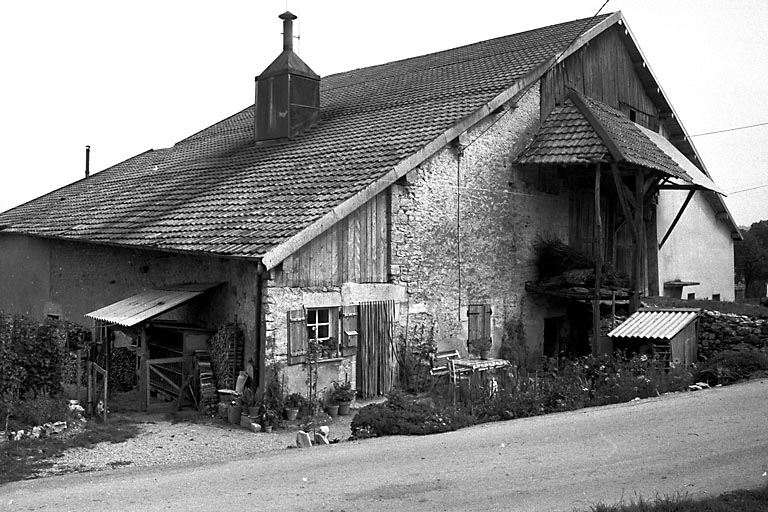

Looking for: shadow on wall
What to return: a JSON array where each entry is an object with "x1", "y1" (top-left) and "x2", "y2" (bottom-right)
[{"x1": 499, "y1": 318, "x2": 528, "y2": 368}]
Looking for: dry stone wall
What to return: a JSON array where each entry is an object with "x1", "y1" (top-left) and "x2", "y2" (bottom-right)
[{"x1": 698, "y1": 310, "x2": 768, "y2": 359}]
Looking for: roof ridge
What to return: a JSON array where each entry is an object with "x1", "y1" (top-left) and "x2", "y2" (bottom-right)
[{"x1": 322, "y1": 13, "x2": 614, "y2": 92}]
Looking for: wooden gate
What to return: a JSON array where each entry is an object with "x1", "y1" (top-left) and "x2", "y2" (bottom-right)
[
  {"x1": 146, "y1": 357, "x2": 184, "y2": 406},
  {"x1": 357, "y1": 300, "x2": 396, "y2": 398}
]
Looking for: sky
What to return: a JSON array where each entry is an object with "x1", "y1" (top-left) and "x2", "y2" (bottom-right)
[{"x1": 1, "y1": 0, "x2": 766, "y2": 227}]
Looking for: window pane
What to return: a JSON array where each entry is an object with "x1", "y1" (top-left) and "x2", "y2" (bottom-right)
[
  {"x1": 317, "y1": 309, "x2": 329, "y2": 323},
  {"x1": 307, "y1": 310, "x2": 316, "y2": 323},
  {"x1": 318, "y1": 326, "x2": 329, "y2": 339}
]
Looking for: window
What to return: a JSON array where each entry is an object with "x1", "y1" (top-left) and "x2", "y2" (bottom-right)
[
  {"x1": 712, "y1": 294, "x2": 721, "y2": 301},
  {"x1": 287, "y1": 307, "x2": 342, "y2": 364},
  {"x1": 687, "y1": 293, "x2": 696, "y2": 300},
  {"x1": 307, "y1": 309, "x2": 331, "y2": 342}
]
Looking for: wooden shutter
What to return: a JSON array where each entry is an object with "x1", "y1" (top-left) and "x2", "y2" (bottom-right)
[
  {"x1": 287, "y1": 309, "x2": 308, "y2": 365},
  {"x1": 341, "y1": 305, "x2": 359, "y2": 355},
  {"x1": 467, "y1": 304, "x2": 492, "y2": 346},
  {"x1": 467, "y1": 304, "x2": 482, "y2": 344}
]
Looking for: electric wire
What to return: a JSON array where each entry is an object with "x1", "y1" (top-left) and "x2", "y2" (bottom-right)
[{"x1": 689, "y1": 121, "x2": 768, "y2": 138}]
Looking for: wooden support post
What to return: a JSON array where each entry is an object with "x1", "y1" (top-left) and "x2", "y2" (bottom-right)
[
  {"x1": 139, "y1": 326, "x2": 148, "y2": 412},
  {"x1": 631, "y1": 170, "x2": 645, "y2": 313},
  {"x1": 592, "y1": 164, "x2": 603, "y2": 355}
]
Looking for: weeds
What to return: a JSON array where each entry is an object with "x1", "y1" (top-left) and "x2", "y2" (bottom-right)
[{"x1": 586, "y1": 483, "x2": 768, "y2": 511}]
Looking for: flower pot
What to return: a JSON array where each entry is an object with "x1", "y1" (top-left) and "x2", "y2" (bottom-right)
[
  {"x1": 480, "y1": 350, "x2": 490, "y2": 360},
  {"x1": 248, "y1": 405, "x2": 260, "y2": 417},
  {"x1": 285, "y1": 407, "x2": 299, "y2": 421},
  {"x1": 326, "y1": 404, "x2": 339, "y2": 419},
  {"x1": 264, "y1": 425, "x2": 273, "y2": 433},
  {"x1": 228, "y1": 404, "x2": 242, "y2": 424},
  {"x1": 337, "y1": 400, "x2": 352, "y2": 416}
]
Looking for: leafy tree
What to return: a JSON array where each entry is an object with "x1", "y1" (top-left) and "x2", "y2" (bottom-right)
[{"x1": 734, "y1": 220, "x2": 768, "y2": 296}]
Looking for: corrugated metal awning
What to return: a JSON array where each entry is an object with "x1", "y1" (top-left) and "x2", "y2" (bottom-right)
[
  {"x1": 608, "y1": 308, "x2": 700, "y2": 340},
  {"x1": 85, "y1": 283, "x2": 221, "y2": 327}
]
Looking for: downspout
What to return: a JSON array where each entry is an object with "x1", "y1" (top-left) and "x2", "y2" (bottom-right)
[{"x1": 254, "y1": 260, "x2": 267, "y2": 401}]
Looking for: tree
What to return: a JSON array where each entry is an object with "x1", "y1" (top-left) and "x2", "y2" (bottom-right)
[{"x1": 734, "y1": 220, "x2": 768, "y2": 296}]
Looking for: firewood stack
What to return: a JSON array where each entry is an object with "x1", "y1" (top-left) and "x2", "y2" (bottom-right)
[
  {"x1": 194, "y1": 350, "x2": 218, "y2": 414},
  {"x1": 207, "y1": 324, "x2": 244, "y2": 390}
]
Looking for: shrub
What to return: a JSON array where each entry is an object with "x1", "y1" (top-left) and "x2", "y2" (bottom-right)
[
  {"x1": 350, "y1": 391, "x2": 472, "y2": 439},
  {"x1": 693, "y1": 348, "x2": 768, "y2": 385},
  {"x1": 12, "y1": 393, "x2": 70, "y2": 428}
]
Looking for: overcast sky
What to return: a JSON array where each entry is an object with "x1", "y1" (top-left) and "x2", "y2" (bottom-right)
[{"x1": 1, "y1": 0, "x2": 766, "y2": 227}]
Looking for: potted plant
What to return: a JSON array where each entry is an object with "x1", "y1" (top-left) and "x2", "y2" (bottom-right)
[
  {"x1": 284, "y1": 392, "x2": 307, "y2": 421},
  {"x1": 331, "y1": 380, "x2": 355, "y2": 415},
  {"x1": 468, "y1": 337, "x2": 492, "y2": 359},
  {"x1": 242, "y1": 388, "x2": 259, "y2": 417}
]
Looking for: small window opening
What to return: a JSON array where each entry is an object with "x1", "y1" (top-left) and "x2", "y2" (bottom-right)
[
  {"x1": 712, "y1": 294, "x2": 721, "y2": 301},
  {"x1": 687, "y1": 293, "x2": 696, "y2": 300},
  {"x1": 629, "y1": 109, "x2": 637, "y2": 122}
]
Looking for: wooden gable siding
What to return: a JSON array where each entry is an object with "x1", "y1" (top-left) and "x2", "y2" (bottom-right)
[
  {"x1": 542, "y1": 26, "x2": 658, "y2": 129},
  {"x1": 275, "y1": 190, "x2": 390, "y2": 287}
]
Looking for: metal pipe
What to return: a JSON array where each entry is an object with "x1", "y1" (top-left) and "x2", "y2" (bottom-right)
[
  {"x1": 280, "y1": 11, "x2": 297, "y2": 52},
  {"x1": 85, "y1": 145, "x2": 90, "y2": 178}
]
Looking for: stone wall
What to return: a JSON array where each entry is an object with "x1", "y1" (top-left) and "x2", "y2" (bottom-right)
[
  {"x1": 698, "y1": 310, "x2": 768, "y2": 359},
  {"x1": 389, "y1": 82, "x2": 572, "y2": 367},
  {"x1": 262, "y1": 274, "x2": 407, "y2": 396}
]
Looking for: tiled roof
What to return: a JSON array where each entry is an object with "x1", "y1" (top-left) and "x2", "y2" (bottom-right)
[
  {"x1": 516, "y1": 99, "x2": 608, "y2": 164},
  {"x1": 0, "y1": 15, "x2": 612, "y2": 258},
  {"x1": 517, "y1": 92, "x2": 692, "y2": 183}
]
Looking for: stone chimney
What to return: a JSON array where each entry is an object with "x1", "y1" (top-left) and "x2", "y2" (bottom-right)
[{"x1": 254, "y1": 11, "x2": 320, "y2": 142}]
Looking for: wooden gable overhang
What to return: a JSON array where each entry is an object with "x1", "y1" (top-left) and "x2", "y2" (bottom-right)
[
  {"x1": 515, "y1": 90, "x2": 723, "y2": 353},
  {"x1": 515, "y1": 91, "x2": 722, "y2": 261}
]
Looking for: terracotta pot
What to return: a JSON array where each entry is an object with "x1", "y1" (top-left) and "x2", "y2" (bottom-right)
[
  {"x1": 264, "y1": 425, "x2": 273, "y2": 433},
  {"x1": 337, "y1": 400, "x2": 352, "y2": 416},
  {"x1": 480, "y1": 350, "x2": 490, "y2": 360},
  {"x1": 326, "y1": 404, "x2": 339, "y2": 419},
  {"x1": 285, "y1": 407, "x2": 299, "y2": 421}
]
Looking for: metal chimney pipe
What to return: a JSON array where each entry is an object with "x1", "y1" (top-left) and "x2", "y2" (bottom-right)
[
  {"x1": 280, "y1": 11, "x2": 297, "y2": 52},
  {"x1": 85, "y1": 145, "x2": 90, "y2": 178}
]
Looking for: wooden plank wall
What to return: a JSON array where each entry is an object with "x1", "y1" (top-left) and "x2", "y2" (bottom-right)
[
  {"x1": 276, "y1": 190, "x2": 390, "y2": 287},
  {"x1": 541, "y1": 26, "x2": 658, "y2": 127}
]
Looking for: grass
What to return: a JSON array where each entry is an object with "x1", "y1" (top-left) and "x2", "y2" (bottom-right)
[
  {"x1": 585, "y1": 484, "x2": 768, "y2": 511},
  {"x1": 0, "y1": 417, "x2": 139, "y2": 484}
]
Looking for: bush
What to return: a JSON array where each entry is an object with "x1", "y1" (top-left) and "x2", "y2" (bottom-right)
[
  {"x1": 693, "y1": 348, "x2": 768, "y2": 385},
  {"x1": 12, "y1": 393, "x2": 70, "y2": 428},
  {"x1": 350, "y1": 391, "x2": 472, "y2": 439}
]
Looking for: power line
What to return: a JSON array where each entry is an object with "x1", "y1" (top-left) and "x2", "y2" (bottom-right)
[
  {"x1": 689, "y1": 121, "x2": 768, "y2": 138},
  {"x1": 728, "y1": 183, "x2": 768, "y2": 195}
]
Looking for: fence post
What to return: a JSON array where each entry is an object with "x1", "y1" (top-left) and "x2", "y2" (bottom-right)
[{"x1": 87, "y1": 361, "x2": 93, "y2": 415}]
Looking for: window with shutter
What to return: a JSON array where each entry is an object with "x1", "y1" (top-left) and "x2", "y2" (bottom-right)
[
  {"x1": 467, "y1": 303, "x2": 492, "y2": 354},
  {"x1": 287, "y1": 309, "x2": 308, "y2": 365}
]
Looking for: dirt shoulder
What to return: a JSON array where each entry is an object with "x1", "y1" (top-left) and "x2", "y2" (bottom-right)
[{"x1": 34, "y1": 410, "x2": 355, "y2": 478}]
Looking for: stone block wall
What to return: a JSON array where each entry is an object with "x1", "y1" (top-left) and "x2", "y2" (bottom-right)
[
  {"x1": 698, "y1": 310, "x2": 768, "y2": 359},
  {"x1": 389, "y1": 82, "x2": 571, "y2": 367}
]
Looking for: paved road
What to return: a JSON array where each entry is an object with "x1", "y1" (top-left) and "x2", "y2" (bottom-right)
[{"x1": 2, "y1": 379, "x2": 767, "y2": 511}]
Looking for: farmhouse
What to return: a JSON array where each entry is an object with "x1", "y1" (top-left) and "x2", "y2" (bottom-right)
[{"x1": 0, "y1": 11, "x2": 739, "y2": 409}]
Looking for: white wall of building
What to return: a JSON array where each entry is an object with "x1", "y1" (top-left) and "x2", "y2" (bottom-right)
[{"x1": 656, "y1": 190, "x2": 735, "y2": 301}]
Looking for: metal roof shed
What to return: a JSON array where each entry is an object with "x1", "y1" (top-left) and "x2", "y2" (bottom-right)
[{"x1": 608, "y1": 308, "x2": 700, "y2": 366}]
